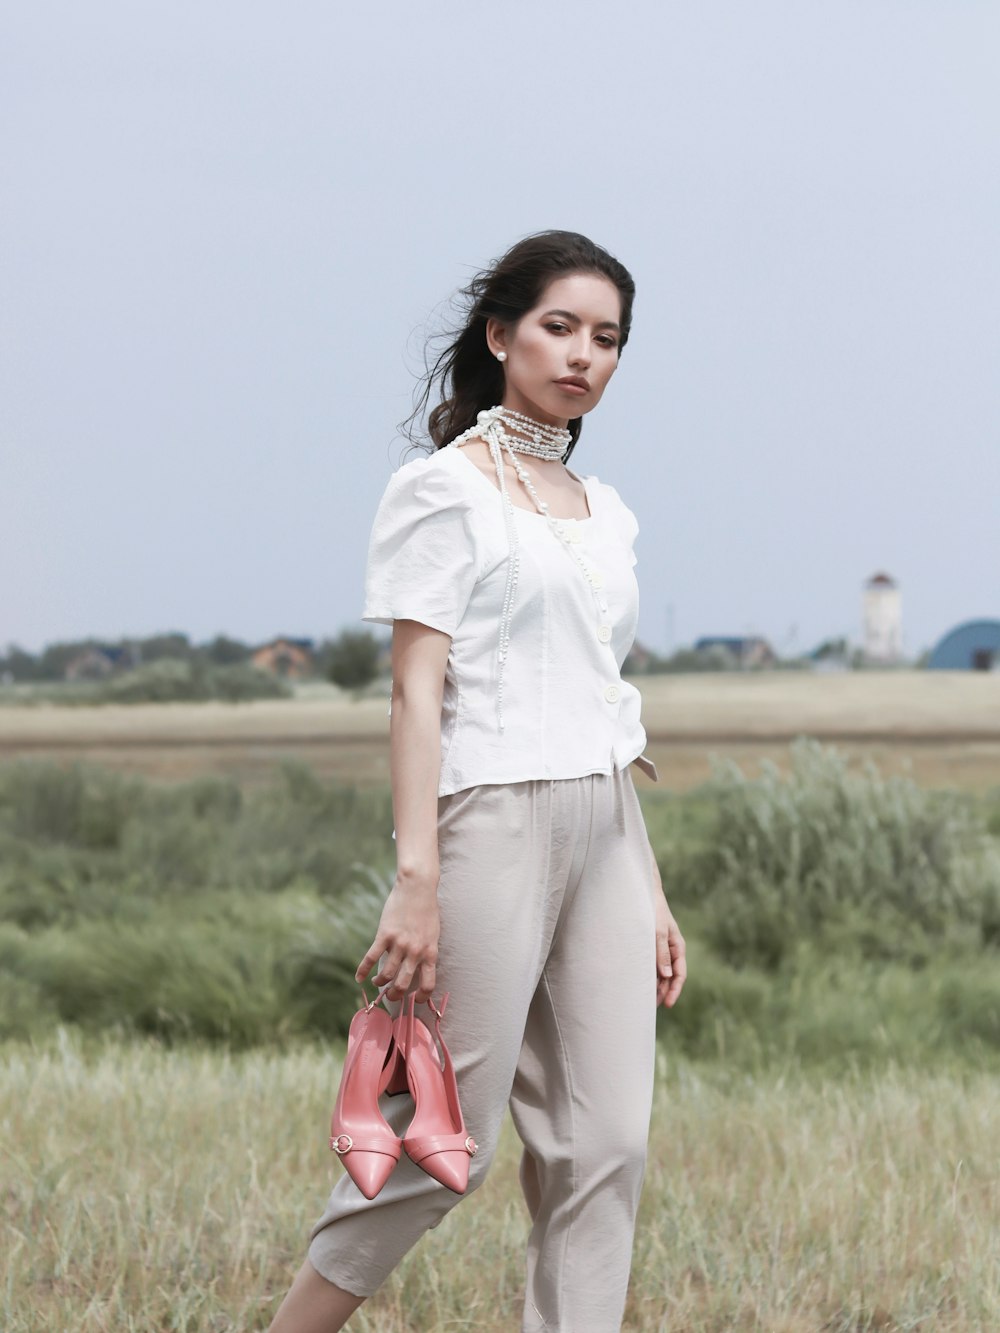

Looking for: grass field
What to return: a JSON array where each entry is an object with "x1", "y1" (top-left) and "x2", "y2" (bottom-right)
[
  {"x1": 3, "y1": 671, "x2": 1000, "y2": 792},
  {"x1": 2, "y1": 1034, "x2": 999, "y2": 1333},
  {"x1": 2, "y1": 675, "x2": 999, "y2": 1329}
]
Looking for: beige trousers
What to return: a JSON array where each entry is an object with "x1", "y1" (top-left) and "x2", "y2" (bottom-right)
[{"x1": 307, "y1": 764, "x2": 658, "y2": 1332}]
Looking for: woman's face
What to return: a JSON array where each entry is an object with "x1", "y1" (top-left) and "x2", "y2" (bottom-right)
[{"x1": 487, "y1": 272, "x2": 623, "y2": 428}]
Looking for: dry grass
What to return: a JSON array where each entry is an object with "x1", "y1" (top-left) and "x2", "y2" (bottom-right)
[
  {"x1": 5, "y1": 736, "x2": 999, "y2": 794},
  {"x1": 2, "y1": 1035, "x2": 998, "y2": 1332},
  {"x1": 3, "y1": 672, "x2": 1000, "y2": 793},
  {"x1": 635, "y1": 670, "x2": 1000, "y2": 738}
]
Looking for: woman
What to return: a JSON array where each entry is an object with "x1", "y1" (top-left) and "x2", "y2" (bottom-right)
[{"x1": 269, "y1": 230, "x2": 687, "y2": 1333}]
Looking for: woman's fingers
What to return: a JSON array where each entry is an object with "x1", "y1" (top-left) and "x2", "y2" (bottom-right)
[
  {"x1": 372, "y1": 945, "x2": 404, "y2": 989},
  {"x1": 412, "y1": 958, "x2": 437, "y2": 1006},
  {"x1": 387, "y1": 956, "x2": 417, "y2": 1002},
  {"x1": 355, "y1": 936, "x2": 387, "y2": 984},
  {"x1": 359, "y1": 882, "x2": 440, "y2": 997},
  {"x1": 384, "y1": 949, "x2": 439, "y2": 1002},
  {"x1": 662, "y1": 923, "x2": 687, "y2": 1007},
  {"x1": 653, "y1": 903, "x2": 687, "y2": 1008},
  {"x1": 356, "y1": 875, "x2": 441, "y2": 1000},
  {"x1": 662, "y1": 959, "x2": 686, "y2": 1005},
  {"x1": 358, "y1": 938, "x2": 438, "y2": 1003}
]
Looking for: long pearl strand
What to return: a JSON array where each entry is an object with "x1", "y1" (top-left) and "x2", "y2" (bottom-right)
[{"x1": 450, "y1": 406, "x2": 596, "y2": 732}]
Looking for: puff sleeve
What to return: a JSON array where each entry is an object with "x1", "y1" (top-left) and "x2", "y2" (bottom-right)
[{"x1": 361, "y1": 454, "x2": 483, "y2": 636}]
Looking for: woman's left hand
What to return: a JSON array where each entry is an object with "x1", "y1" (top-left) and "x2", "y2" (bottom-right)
[{"x1": 653, "y1": 891, "x2": 686, "y2": 1008}]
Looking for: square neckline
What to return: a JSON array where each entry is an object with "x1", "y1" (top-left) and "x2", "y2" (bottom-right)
[{"x1": 446, "y1": 443, "x2": 596, "y2": 523}]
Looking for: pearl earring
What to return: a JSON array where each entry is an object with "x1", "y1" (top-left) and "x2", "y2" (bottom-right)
[{"x1": 496, "y1": 351, "x2": 507, "y2": 362}]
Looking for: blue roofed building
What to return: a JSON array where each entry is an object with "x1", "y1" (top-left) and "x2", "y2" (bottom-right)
[{"x1": 927, "y1": 619, "x2": 1000, "y2": 670}]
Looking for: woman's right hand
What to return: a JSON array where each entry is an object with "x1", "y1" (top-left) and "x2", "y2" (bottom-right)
[{"x1": 355, "y1": 869, "x2": 440, "y2": 1005}]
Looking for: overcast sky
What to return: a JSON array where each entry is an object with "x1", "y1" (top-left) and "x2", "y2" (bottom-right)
[{"x1": 2, "y1": 0, "x2": 997, "y2": 661}]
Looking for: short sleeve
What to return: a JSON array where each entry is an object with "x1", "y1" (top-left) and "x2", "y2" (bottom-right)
[
  {"x1": 601, "y1": 483, "x2": 640, "y2": 568},
  {"x1": 361, "y1": 454, "x2": 483, "y2": 636}
]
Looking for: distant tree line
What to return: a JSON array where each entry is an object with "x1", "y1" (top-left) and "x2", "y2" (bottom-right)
[
  {"x1": 0, "y1": 630, "x2": 386, "y2": 698},
  {"x1": 624, "y1": 637, "x2": 927, "y2": 674},
  {"x1": 0, "y1": 633, "x2": 253, "y2": 683},
  {"x1": 623, "y1": 642, "x2": 808, "y2": 674},
  {"x1": 1, "y1": 627, "x2": 926, "y2": 695}
]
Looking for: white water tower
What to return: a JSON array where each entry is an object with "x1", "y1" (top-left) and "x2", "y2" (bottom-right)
[{"x1": 863, "y1": 572, "x2": 902, "y2": 663}]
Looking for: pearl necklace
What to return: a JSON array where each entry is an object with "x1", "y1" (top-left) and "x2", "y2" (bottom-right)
[
  {"x1": 449, "y1": 406, "x2": 600, "y2": 733},
  {"x1": 450, "y1": 404, "x2": 571, "y2": 460}
]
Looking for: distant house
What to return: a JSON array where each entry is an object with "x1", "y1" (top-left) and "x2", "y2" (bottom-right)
[
  {"x1": 806, "y1": 637, "x2": 851, "y2": 673},
  {"x1": 64, "y1": 645, "x2": 138, "y2": 680},
  {"x1": 251, "y1": 636, "x2": 316, "y2": 680},
  {"x1": 693, "y1": 635, "x2": 776, "y2": 668},
  {"x1": 928, "y1": 619, "x2": 1000, "y2": 671}
]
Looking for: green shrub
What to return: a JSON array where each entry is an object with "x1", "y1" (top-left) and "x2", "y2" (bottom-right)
[
  {"x1": 326, "y1": 629, "x2": 380, "y2": 690},
  {"x1": 284, "y1": 868, "x2": 394, "y2": 1036},
  {"x1": 0, "y1": 970, "x2": 59, "y2": 1040},
  {"x1": 656, "y1": 938, "x2": 1000, "y2": 1068},
  {"x1": 0, "y1": 660, "x2": 291, "y2": 705},
  {"x1": 0, "y1": 759, "x2": 394, "y2": 1045},
  {"x1": 0, "y1": 760, "x2": 145, "y2": 848},
  {"x1": 8, "y1": 882, "x2": 385, "y2": 1047},
  {"x1": 2, "y1": 748, "x2": 999, "y2": 1062},
  {"x1": 0, "y1": 759, "x2": 395, "y2": 914},
  {"x1": 101, "y1": 659, "x2": 291, "y2": 704},
  {"x1": 669, "y1": 738, "x2": 1000, "y2": 969}
]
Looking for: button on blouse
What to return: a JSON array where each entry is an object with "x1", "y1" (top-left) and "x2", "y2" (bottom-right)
[{"x1": 361, "y1": 444, "x2": 658, "y2": 797}]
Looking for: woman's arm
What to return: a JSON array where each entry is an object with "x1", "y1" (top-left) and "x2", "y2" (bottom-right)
[{"x1": 355, "y1": 618, "x2": 451, "y2": 1005}]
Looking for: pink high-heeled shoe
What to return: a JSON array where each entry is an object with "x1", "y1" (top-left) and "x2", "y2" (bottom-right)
[
  {"x1": 329, "y1": 987, "x2": 409, "y2": 1199},
  {"x1": 393, "y1": 992, "x2": 478, "y2": 1194}
]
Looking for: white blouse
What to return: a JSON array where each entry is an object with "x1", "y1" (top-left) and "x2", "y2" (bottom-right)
[{"x1": 361, "y1": 442, "x2": 658, "y2": 797}]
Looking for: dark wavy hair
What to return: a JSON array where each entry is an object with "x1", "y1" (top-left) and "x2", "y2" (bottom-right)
[{"x1": 404, "y1": 230, "x2": 636, "y2": 465}]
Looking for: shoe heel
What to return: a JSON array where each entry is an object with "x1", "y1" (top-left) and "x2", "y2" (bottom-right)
[
  {"x1": 399, "y1": 992, "x2": 477, "y2": 1194},
  {"x1": 381, "y1": 1033, "x2": 409, "y2": 1096}
]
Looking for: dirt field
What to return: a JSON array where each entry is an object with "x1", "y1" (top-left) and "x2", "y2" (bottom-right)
[{"x1": 2, "y1": 670, "x2": 999, "y2": 792}]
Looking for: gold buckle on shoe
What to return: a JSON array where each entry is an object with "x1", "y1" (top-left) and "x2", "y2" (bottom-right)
[
  {"x1": 331, "y1": 1134, "x2": 353, "y2": 1155},
  {"x1": 465, "y1": 1136, "x2": 478, "y2": 1156}
]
